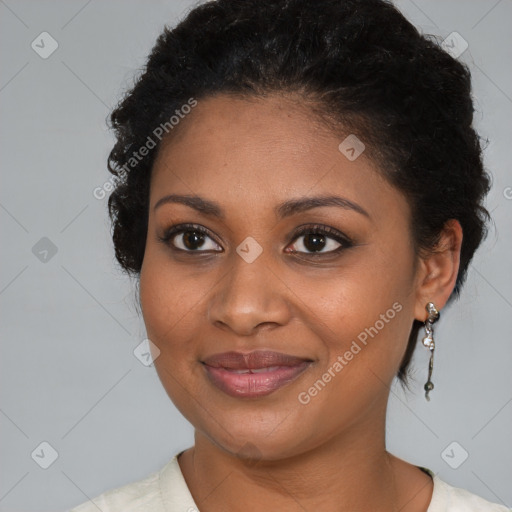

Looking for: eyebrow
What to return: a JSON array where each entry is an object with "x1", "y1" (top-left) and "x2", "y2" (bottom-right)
[{"x1": 154, "y1": 194, "x2": 370, "y2": 219}]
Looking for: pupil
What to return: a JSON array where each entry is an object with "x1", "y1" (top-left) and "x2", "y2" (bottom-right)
[
  {"x1": 304, "y1": 233, "x2": 325, "y2": 252},
  {"x1": 184, "y1": 230, "x2": 205, "y2": 250}
]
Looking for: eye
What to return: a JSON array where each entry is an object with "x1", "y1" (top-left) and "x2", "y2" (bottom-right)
[
  {"x1": 158, "y1": 223, "x2": 353, "y2": 256},
  {"x1": 158, "y1": 223, "x2": 222, "y2": 252},
  {"x1": 286, "y1": 224, "x2": 352, "y2": 255}
]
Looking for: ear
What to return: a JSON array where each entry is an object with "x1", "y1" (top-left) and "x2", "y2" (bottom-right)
[{"x1": 413, "y1": 219, "x2": 463, "y2": 322}]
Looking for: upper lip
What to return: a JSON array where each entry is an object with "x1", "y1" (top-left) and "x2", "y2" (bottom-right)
[{"x1": 202, "y1": 350, "x2": 312, "y2": 370}]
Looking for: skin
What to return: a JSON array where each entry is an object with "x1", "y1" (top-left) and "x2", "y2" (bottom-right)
[{"x1": 139, "y1": 93, "x2": 463, "y2": 511}]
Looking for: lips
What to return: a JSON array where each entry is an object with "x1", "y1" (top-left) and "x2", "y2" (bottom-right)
[{"x1": 202, "y1": 350, "x2": 313, "y2": 398}]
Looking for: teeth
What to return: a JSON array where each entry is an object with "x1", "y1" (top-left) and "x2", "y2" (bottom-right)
[
  {"x1": 225, "y1": 366, "x2": 281, "y2": 374},
  {"x1": 250, "y1": 366, "x2": 280, "y2": 373}
]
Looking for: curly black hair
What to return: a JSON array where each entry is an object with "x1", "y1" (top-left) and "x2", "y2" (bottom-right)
[{"x1": 106, "y1": 0, "x2": 491, "y2": 386}]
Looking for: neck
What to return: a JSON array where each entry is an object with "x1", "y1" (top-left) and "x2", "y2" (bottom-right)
[{"x1": 178, "y1": 403, "x2": 403, "y2": 512}]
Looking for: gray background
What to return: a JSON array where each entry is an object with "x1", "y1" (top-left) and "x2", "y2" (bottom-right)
[{"x1": 1, "y1": 1, "x2": 511, "y2": 510}]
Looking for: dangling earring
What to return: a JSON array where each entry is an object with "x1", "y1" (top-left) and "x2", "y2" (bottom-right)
[{"x1": 422, "y1": 302, "x2": 440, "y2": 401}]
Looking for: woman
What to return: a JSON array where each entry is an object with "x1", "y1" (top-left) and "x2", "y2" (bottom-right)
[{"x1": 71, "y1": 0, "x2": 509, "y2": 510}]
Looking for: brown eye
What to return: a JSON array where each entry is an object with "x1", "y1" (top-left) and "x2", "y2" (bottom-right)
[
  {"x1": 172, "y1": 229, "x2": 221, "y2": 251},
  {"x1": 289, "y1": 232, "x2": 342, "y2": 254},
  {"x1": 303, "y1": 233, "x2": 328, "y2": 252},
  {"x1": 158, "y1": 224, "x2": 222, "y2": 252},
  {"x1": 181, "y1": 230, "x2": 206, "y2": 250},
  {"x1": 286, "y1": 224, "x2": 353, "y2": 255}
]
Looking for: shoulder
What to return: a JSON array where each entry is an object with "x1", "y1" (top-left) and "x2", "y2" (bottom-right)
[
  {"x1": 68, "y1": 451, "x2": 198, "y2": 511},
  {"x1": 70, "y1": 471, "x2": 160, "y2": 512},
  {"x1": 68, "y1": 468, "x2": 162, "y2": 512},
  {"x1": 427, "y1": 470, "x2": 510, "y2": 512}
]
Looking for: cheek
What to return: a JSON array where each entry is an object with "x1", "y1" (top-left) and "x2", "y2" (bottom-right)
[
  {"x1": 293, "y1": 282, "x2": 410, "y2": 420},
  {"x1": 140, "y1": 246, "x2": 211, "y2": 334},
  {"x1": 306, "y1": 284, "x2": 408, "y2": 369},
  {"x1": 288, "y1": 250, "x2": 415, "y2": 381},
  {"x1": 139, "y1": 256, "x2": 207, "y2": 416},
  {"x1": 139, "y1": 253, "x2": 199, "y2": 359}
]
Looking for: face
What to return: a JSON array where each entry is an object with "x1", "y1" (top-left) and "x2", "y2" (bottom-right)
[{"x1": 139, "y1": 93, "x2": 420, "y2": 460}]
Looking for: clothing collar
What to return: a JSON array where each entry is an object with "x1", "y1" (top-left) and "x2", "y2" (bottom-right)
[{"x1": 159, "y1": 450, "x2": 443, "y2": 511}]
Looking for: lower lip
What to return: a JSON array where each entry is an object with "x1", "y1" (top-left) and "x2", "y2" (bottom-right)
[{"x1": 203, "y1": 362, "x2": 311, "y2": 398}]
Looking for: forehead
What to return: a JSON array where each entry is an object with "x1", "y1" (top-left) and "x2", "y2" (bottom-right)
[{"x1": 149, "y1": 94, "x2": 407, "y2": 221}]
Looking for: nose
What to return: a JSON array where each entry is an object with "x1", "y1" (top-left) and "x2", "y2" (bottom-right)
[{"x1": 207, "y1": 250, "x2": 291, "y2": 336}]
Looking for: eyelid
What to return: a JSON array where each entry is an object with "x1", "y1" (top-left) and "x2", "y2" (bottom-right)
[
  {"x1": 158, "y1": 222, "x2": 354, "y2": 256},
  {"x1": 157, "y1": 223, "x2": 223, "y2": 252},
  {"x1": 287, "y1": 224, "x2": 353, "y2": 254},
  {"x1": 290, "y1": 224, "x2": 352, "y2": 243}
]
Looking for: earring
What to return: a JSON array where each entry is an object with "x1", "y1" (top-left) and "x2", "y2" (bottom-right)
[{"x1": 422, "y1": 302, "x2": 440, "y2": 401}]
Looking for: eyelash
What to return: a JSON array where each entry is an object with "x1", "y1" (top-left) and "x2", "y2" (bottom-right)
[{"x1": 157, "y1": 223, "x2": 354, "y2": 256}]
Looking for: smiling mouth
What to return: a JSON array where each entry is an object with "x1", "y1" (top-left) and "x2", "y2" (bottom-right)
[
  {"x1": 201, "y1": 350, "x2": 313, "y2": 398},
  {"x1": 219, "y1": 366, "x2": 285, "y2": 374}
]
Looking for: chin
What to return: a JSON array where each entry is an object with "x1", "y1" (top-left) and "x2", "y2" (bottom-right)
[{"x1": 197, "y1": 411, "x2": 313, "y2": 463}]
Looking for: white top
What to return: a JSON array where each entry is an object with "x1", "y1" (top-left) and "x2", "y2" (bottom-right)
[{"x1": 69, "y1": 450, "x2": 510, "y2": 512}]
